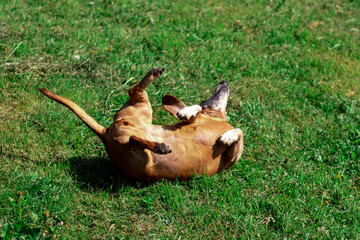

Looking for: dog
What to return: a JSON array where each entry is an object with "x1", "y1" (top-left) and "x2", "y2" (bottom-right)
[{"x1": 39, "y1": 67, "x2": 244, "y2": 181}]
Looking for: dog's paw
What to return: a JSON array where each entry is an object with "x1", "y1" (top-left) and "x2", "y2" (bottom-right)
[
  {"x1": 149, "y1": 67, "x2": 165, "y2": 77},
  {"x1": 176, "y1": 105, "x2": 202, "y2": 120},
  {"x1": 217, "y1": 129, "x2": 242, "y2": 146},
  {"x1": 153, "y1": 143, "x2": 172, "y2": 154}
]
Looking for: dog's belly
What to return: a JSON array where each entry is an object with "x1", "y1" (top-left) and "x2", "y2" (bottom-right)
[
  {"x1": 147, "y1": 144, "x2": 221, "y2": 180},
  {"x1": 145, "y1": 126, "x2": 234, "y2": 181},
  {"x1": 105, "y1": 118, "x2": 236, "y2": 181}
]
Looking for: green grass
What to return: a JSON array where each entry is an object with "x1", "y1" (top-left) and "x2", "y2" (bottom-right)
[{"x1": 1, "y1": 0, "x2": 359, "y2": 238}]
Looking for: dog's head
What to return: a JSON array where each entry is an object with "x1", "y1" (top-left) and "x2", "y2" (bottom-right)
[
  {"x1": 201, "y1": 80, "x2": 230, "y2": 114},
  {"x1": 162, "y1": 80, "x2": 230, "y2": 121}
]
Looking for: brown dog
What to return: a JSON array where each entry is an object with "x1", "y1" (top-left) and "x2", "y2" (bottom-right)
[{"x1": 39, "y1": 67, "x2": 244, "y2": 181}]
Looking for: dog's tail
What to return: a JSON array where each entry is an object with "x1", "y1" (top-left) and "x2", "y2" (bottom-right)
[{"x1": 39, "y1": 88, "x2": 106, "y2": 140}]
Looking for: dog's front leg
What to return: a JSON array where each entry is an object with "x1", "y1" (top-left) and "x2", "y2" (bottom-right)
[
  {"x1": 129, "y1": 135, "x2": 172, "y2": 154},
  {"x1": 217, "y1": 128, "x2": 244, "y2": 162},
  {"x1": 217, "y1": 129, "x2": 243, "y2": 146},
  {"x1": 176, "y1": 105, "x2": 202, "y2": 121},
  {"x1": 162, "y1": 94, "x2": 202, "y2": 121}
]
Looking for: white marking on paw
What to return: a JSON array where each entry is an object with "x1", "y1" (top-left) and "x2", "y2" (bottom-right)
[
  {"x1": 218, "y1": 129, "x2": 242, "y2": 146},
  {"x1": 176, "y1": 105, "x2": 202, "y2": 120}
]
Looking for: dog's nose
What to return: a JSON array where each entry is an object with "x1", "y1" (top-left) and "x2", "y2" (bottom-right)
[{"x1": 219, "y1": 80, "x2": 227, "y2": 85}]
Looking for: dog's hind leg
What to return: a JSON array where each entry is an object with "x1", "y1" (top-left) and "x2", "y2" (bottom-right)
[
  {"x1": 129, "y1": 135, "x2": 172, "y2": 154},
  {"x1": 128, "y1": 67, "x2": 164, "y2": 102},
  {"x1": 115, "y1": 67, "x2": 164, "y2": 125}
]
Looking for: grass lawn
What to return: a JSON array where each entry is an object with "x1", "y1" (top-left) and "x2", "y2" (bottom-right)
[{"x1": 1, "y1": 0, "x2": 359, "y2": 238}]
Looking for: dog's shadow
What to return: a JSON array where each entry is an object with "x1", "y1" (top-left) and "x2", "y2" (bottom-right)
[{"x1": 68, "y1": 156, "x2": 151, "y2": 192}]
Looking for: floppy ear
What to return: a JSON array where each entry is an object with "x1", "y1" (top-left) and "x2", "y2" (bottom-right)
[{"x1": 162, "y1": 94, "x2": 187, "y2": 119}]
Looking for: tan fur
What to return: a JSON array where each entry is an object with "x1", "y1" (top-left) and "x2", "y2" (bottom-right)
[{"x1": 39, "y1": 67, "x2": 244, "y2": 181}]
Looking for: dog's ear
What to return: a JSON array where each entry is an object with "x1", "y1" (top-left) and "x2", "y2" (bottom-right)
[{"x1": 162, "y1": 94, "x2": 187, "y2": 120}]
